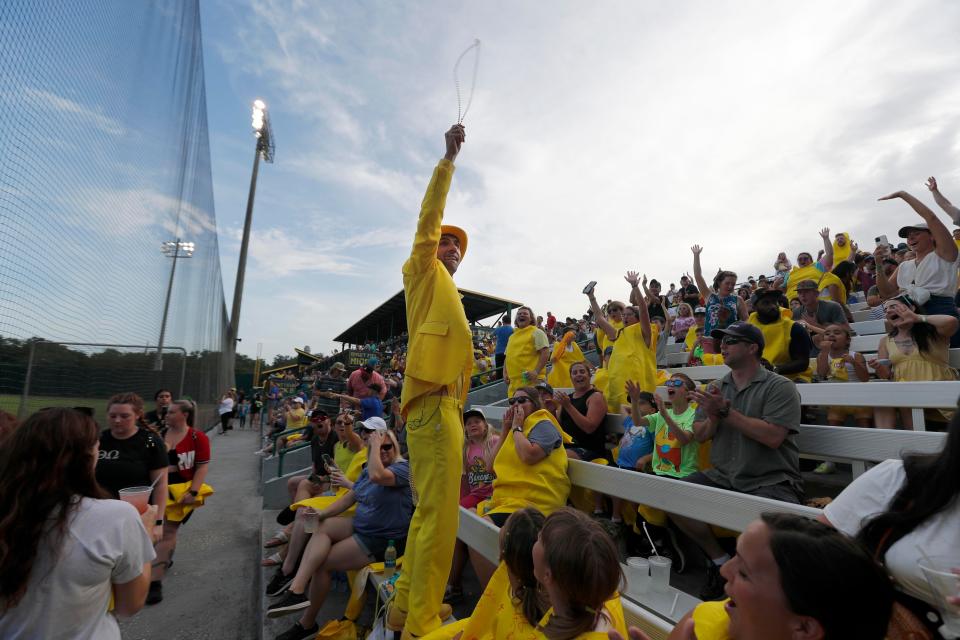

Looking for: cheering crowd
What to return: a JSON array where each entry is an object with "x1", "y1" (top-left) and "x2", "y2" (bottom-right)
[
  {"x1": 2, "y1": 124, "x2": 960, "y2": 640},
  {"x1": 257, "y1": 126, "x2": 959, "y2": 640}
]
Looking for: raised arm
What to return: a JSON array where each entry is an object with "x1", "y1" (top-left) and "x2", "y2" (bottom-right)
[
  {"x1": 691, "y1": 245, "x2": 712, "y2": 295},
  {"x1": 587, "y1": 291, "x2": 617, "y2": 341},
  {"x1": 873, "y1": 246, "x2": 900, "y2": 298},
  {"x1": 879, "y1": 190, "x2": 958, "y2": 262},
  {"x1": 926, "y1": 177, "x2": 960, "y2": 225},
  {"x1": 625, "y1": 271, "x2": 652, "y2": 346},
  {"x1": 403, "y1": 125, "x2": 464, "y2": 275},
  {"x1": 819, "y1": 227, "x2": 834, "y2": 271}
]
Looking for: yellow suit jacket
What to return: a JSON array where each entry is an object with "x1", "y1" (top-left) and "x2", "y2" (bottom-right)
[{"x1": 401, "y1": 159, "x2": 474, "y2": 414}]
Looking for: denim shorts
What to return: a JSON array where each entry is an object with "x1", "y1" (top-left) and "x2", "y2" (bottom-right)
[{"x1": 353, "y1": 533, "x2": 407, "y2": 562}]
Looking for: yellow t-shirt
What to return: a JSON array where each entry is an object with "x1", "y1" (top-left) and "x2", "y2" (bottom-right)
[
  {"x1": 504, "y1": 325, "x2": 550, "y2": 396},
  {"x1": 832, "y1": 233, "x2": 851, "y2": 263},
  {"x1": 784, "y1": 263, "x2": 826, "y2": 300},
  {"x1": 691, "y1": 600, "x2": 733, "y2": 640},
  {"x1": 606, "y1": 323, "x2": 659, "y2": 412},
  {"x1": 286, "y1": 407, "x2": 307, "y2": 429}
]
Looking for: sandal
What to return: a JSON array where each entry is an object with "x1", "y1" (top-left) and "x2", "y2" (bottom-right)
[
  {"x1": 261, "y1": 552, "x2": 283, "y2": 567},
  {"x1": 264, "y1": 530, "x2": 290, "y2": 549}
]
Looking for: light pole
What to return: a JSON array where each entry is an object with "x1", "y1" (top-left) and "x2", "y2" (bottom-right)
[
  {"x1": 156, "y1": 239, "x2": 195, "y2": 370},
  {"x1": 228, "y1": 98, "x2": 275, "y2": 357}
]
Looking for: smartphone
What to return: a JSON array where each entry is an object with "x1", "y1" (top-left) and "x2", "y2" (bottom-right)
[
  {"x1": 582, "y1": 281, "x2": 597, "y2": 295},
  {"x1": 321, "y1": 453, "x2": 337, "y2": 472},
  {"x1": 875, "y1": 234, "x2": 888, "y2": 247}
]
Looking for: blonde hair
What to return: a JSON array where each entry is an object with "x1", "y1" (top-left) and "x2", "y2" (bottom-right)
[{"x1": 462, "y1": 414, "x2": 498, "y2": 474}]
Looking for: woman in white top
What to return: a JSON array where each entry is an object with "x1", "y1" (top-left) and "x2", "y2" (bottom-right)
[
  {"x1": 217, "y1": 389, "x2": 236, "y2": 434},
  {"x1": 876, "y1": 189, "x2": 960, "y2": 347},
  {"x1": 819, "y1": 408, "x2": 960, "y2": 638},
  {"x1": 0, "y1": 408, "x2": 156, "y2": 640}
]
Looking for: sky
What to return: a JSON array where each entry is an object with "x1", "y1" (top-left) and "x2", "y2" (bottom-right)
[{"x1": 199, "y1": 0, "x2": 960, "y2": 361}]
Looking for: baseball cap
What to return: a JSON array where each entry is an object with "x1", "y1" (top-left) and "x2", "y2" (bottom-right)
[
  {"x1": 534, "y1": 382, "x2": 554, "y2": 395},
  {"x1": 795, "y1": 279, "x2": 819, "y2": 292},
  {"x1": 309, "y1": 409, "x2": 328, "y2": 421},
  {"x1": 330, "y1": 362, "x2": 346, "y2": 372},
  {"x1": 694, "y1": 306, "x2": 706, "y2": 315},
  {"x1": 358, "y1": 416, "x2": 388, "y2": 432},
  {"x1": 463, "y1": 407, "x2": 487, "y2": 422},
  {"x1": 293, "y1": 397, "x2": 304, "y2": 404},
  {"x1": 710, "y1": 321, "x2": 765, "y2": 351},
  {"x1": 440, "y1": 224, "x2": 469, "y2": 258},
  {"x1": 898, "y1": 222, "x2": 930, "y2": 238}
]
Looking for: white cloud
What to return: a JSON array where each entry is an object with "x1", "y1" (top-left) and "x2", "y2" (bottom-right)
[
  {"x1": 207, "y1": 0, "x2": 960, "y2": 357},
  {"x1": 24, "y1": 88, "x2": 126, "y2": 137}
]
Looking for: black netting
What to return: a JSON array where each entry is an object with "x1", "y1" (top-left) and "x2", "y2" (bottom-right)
[{"x1": 0, "y1": 0, "x2": 232, "y2": 425}]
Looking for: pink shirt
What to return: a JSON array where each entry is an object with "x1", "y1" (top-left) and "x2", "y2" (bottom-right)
[
  {"x1": 346, "y1": 369, "x2": 387, "y2": 400},
  {"x1": 461, "y1": 439, "x2": 499, "y2": 500}
]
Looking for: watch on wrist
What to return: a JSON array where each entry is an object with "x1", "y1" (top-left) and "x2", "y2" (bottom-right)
[
  {"x1": 716, "y1": 405, "x2": 730, "y2": 419},
  {"x1": 513, "y1": 426, "x2": 523, "y2": 433},
  {"x1": 155, "y1": 519, "x2": 164, "y2": 526},
  {"x1": 188, "y1": 489, "x2": 199, "y2": 496}
]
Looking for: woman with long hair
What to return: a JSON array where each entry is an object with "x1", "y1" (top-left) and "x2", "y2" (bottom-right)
[
  {"x1": 95, "y1": 392, "x2": 168, "y2": 544},
  {"x1": 821, "y1": 405, "x2": 960, "y2": 638},
  {"x1": 555, "y1": 361, "x2": 607, "y2": 463},
  {"x1": 504, "y1": 306, "x2": 551, "y2": 397},
  {"x1": 870, "y1": 295, "x2": 959, "y2": 428},
  {"x1": 149, "y1": 400, "x2": 211, "y2": 604},
  {"x1": 691, "y1": 245, "x2": 747, "y2": 351},
  {"x1": 671, "y1": 303, "x2": 696, "y2": 342},
  {"x1": 0, "y1": 409, "x2": 157, "y2": 639},
  {"x1": 616, "y1": 513, "x2": 893, "y2": 640},
  {"x1": 533, "y1": 508, "x2": 625, "y2": 639},
  {"x1": 267, "y1": 428, "x2": 413, "y2": 638}
]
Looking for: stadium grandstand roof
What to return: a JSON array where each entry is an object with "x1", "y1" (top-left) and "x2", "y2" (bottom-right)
[{"x1": 333, "y1": 288, "x2": 524, "y2": 346}]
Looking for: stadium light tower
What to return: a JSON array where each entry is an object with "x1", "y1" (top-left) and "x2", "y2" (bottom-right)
[
  {"x1": 155, "y1": 239, "x2": 195, "y2": 370},
  {"x1": 228, "y1": 98, "x2": 275, "y2": 356}
]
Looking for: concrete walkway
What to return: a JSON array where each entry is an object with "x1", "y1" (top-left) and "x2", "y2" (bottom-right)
[{"x1": 120, "y1": 428, "x2": 263, "y2": 640}]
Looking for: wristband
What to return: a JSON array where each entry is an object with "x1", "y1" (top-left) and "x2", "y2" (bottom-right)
[
  {"x1": 155, "y1": 519, "x2": 164, "y2": 526},
  {"x1": 513, "y1": 426, "x2": 523, "y2": 433},
  {"x1": 189, "y1": 489, "x2": 199, "y2": 496}
]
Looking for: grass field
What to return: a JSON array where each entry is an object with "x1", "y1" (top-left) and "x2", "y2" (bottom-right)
[{"x1": 0, "y1": 395, "x2": 111, "y2": 420}]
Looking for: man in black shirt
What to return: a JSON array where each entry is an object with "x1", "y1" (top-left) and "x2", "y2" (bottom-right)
[
  {"x1": 286, "y1": 409, "x2": 339, "y2": 502},
  {"x1": 681, "y1": 275, "x2": 701, "y2": 308}
]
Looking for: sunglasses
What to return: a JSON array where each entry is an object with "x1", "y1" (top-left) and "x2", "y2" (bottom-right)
[
  {"x1": 721, "y1": 336, "x2": 748, "y2": 346},
  {"x1": 507, "y1": 396, "x2": 532, "y2": 405},
  {"x1": 380, "y1": 443, "x2": 394, "y2": 451},
  {"x1": 665, "y1": 379, "x2": 685, "y2": 388}
]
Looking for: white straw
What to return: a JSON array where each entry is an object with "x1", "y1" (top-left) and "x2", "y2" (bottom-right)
[
  {"x1": 669, "y1": 592, "x2": 680, "y2": 616},
  {"x1": 641, "y1": 522, "x2": 661, "y2": 559}
]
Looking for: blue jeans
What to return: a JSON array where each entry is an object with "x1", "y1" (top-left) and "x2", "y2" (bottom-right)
[{"x1": 920, "y1": 295, "x2": 960, "y2": 347}]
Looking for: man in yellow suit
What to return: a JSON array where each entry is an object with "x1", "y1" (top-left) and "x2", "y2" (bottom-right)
[{"x1": 388, "y1": 124, "x2": 473, "y2": 638}]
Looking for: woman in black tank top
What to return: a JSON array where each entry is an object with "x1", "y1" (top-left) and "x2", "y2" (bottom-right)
[{"x1": 555, "y1": 361, "x2": 608, "y2": 461}]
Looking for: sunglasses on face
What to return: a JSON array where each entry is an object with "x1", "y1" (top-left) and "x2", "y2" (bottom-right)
[
  {"x1": 665, "y1": 379, "x2": 685, "y2": 388},
  {"x1": 508, "y1": 396, "x2": 532, "y2": 405},
  {"x1": 721, "y1": 336, "x2": 748, "y2": 346},
  {"x1": 380, "y1": 443, "x2": 394, "y2": 452}
]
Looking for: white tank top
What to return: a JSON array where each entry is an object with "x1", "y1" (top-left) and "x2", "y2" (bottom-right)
[{"x1": 896, "y1": 250, "x2": 959, "y2": 298}]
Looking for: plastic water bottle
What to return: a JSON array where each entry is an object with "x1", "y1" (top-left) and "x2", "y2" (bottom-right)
[{"x1": 383, "y1": 540, "x2": 397, "y2": 579}]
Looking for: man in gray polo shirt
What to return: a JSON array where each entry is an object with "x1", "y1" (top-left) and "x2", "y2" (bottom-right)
[{"x1": 669, "y1": 321, "x2": 802, "y2": 600}]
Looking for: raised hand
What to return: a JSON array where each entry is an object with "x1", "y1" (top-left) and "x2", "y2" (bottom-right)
[
  {"x1": 654, "y1": 393, "x2": 666, "y2": 413},
  {"x1": 691, "y1": 245, "x2": 703, "y2": 256},
  {"x1": 625, "y1": 379, "x2": 642, "y2": 400},
  {"x1": 642, "y1": 274, "x2": 648, "y2": 287},
  {"x1": 624, "y1": 270, "x2": 641, "y2": 287},
  {"x1": 819, "y1": 227, "x2": 830, "y2": 240},
  {"x1": 926, "y1": 176, "x2": 938, "y2": 192},
  {"x1": 444, "y1": 124, "x2": 466, "y2": 162}
]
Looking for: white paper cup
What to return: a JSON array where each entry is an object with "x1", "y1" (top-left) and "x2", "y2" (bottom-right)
[
  {"x1": 626, "y1": 557, "x2": 651, "y2": 596},
  {"x1": 302, "y1": 508, "x2": 319, "y2": 533},
  {"x1": 648, "y1": 555, "x2": 672, "y2": 592},
  {"x1": 918, "y1": 555, "x2": 960, "y2": 638}
]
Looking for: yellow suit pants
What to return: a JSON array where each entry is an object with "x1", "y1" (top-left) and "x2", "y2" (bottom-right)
[{"x1": 394, "y1": 395, "x2": 464, "y2": 636}]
